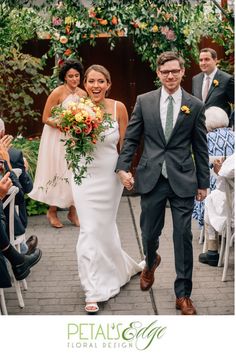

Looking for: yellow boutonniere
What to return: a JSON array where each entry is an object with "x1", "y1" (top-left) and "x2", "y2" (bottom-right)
[
  {"x1": 213, "y1": 79, "x2": 219, "y2": 87},
  {"x1": 181, "y1": 105, "x2": 190, "y2": 114}
]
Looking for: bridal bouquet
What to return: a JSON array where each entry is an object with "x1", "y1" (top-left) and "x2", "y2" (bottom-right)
[{"x1": 51, "y1": 97, "x2": 113, "y2": 185}]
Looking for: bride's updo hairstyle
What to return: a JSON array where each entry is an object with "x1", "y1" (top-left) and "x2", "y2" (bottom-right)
[{"x1": 83, "y1": 64, "x2": 112, "y2": 96}]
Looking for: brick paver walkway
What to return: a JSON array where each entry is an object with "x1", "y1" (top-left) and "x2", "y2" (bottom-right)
[{"x1": 3, "y1": 196, "x2": 234, "y2": 315}]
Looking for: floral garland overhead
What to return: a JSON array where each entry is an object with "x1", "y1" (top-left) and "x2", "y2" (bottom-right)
[{"x1": 44, "y1": 0, "x2": 233, "y2": 72}]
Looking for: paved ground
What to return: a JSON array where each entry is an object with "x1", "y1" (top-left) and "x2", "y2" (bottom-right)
[{"x1": 3, "y1": 196, "x2": 234, "y2": 315}]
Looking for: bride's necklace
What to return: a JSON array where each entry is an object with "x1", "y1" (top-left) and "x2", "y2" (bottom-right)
[{"x1": 65, "y1": 84, "x2": 78, "y2": 95}]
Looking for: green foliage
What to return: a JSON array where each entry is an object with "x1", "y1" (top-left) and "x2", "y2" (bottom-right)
[
  {"x1": 0, "y1": 51, "x2": 49, "y2": 131},
  {"x1": 0, "y1": 4, "x2": 50, "y2": 131},
  {"x1": 12, "y1": 136, "x2": 40, "y2": 179},
  {"x1": 42, "y1": 0, "x2": 234, "y2": 85},
  {"x1": 12, "y1": 136, "x2": 48, "y2": 216},
  {"x1": 24, "y1": 195, "x2": 48, "y2": 216}
]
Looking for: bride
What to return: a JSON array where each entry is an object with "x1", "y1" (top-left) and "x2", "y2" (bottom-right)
[{"x1": 71, "y1": 65, "x2": 143, "y2": 313}]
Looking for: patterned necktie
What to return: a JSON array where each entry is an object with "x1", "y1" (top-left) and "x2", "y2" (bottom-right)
[
  {"x1": 202, "y1": 76, "x2": 210, "y2": 102},
  {"x1": 162, "y1": 96, "x2": 174, "y2": 178}
]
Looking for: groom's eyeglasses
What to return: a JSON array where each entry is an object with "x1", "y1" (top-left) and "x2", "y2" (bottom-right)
[{"x1": 159, "y1": 69, "x2": 181, "y2": 77}]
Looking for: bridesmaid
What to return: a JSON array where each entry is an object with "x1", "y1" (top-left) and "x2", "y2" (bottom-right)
[{"x1": 29, "y1": 59, "x2": 86, "y2": 228}]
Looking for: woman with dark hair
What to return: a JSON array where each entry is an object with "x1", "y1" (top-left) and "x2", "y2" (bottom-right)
[{"x1": 29, "y1": 59, "x2": 86, "y2": 228}]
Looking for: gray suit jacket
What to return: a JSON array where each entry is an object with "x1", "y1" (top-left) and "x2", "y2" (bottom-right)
[
  {"x1": 192, "y1": 69, "x2": 234, "y2": 116},
  {"x1": 116, "y1": 88, "x2": 210, "y2": 197}
]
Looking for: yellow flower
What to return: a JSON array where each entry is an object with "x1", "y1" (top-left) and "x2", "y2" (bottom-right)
[
  {"x1": 65, "y1": 16, "x2": 76, "y2": 25},
  {"x1": 139, "y1": 22, "x2": 147, "y2": 30},
  {"x1": 213, "y1": 79, "x2": 219, "y2": 87},
  {"x1": 152, "y1": 25, "x2": 159, "y2": 33},
  {"x1": 181, "y1": 105, "x2": 191, "y2": 114},
  {"x1": 75, "y1": 113, "x2": 83, "y2": 122}
]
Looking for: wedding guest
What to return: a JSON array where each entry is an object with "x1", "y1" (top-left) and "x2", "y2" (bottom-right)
[
  {"x1": 116, "y1": 51, "x2": 210, "y2": 315},
  {"x1": 0, "y1": 172, "x2": 42, "y2": 281},
  {"x1": 199, "y1": 154, "x2": 234, "y2": 266},
  {"x1": 29, "y1": 59, "x2": 86, "y2": 228},
  {"x1": 0, "y1": 119, "x2": 38, "y2": 255},
  {"x1": 192, "y1": 106, "x2": 234, "y2": 228},
  {"x1": 192, "y1": 48, "x2": 234, "y2": 117}
]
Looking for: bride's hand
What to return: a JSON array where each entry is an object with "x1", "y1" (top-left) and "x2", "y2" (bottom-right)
[{"x1": 117, "y1": 170, "x2": 134, "y2": 190}]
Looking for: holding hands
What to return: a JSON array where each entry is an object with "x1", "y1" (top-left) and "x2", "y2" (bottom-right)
[{"x1": 118, "y1": 170, "x2": 134, "y2": 190}]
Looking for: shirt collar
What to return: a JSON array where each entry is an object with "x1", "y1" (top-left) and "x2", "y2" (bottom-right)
[
  {"x1": 161, "y1": 86, "x2": 182, "y2": 103},
  {"x1": 205, "y1": 67, "x2": 218, "y2": 80}
]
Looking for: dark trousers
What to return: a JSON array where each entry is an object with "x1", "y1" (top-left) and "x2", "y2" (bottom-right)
[
  {"x1": 0, "y1": 202, "x2": 10, "y2": 250},
  {"x1": 140, "y1": 175, "x2": 194, "y2": 298}
]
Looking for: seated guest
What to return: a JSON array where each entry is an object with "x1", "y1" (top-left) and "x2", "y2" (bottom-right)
[
  {"x1": 0, "y1": 172, "x2": 42, "y2": 280},
  {"x1": 0, "y1": 119, "x2": 38, "y2": 254},
  {"x1": 192, "y1": 106, "x2": 234, "y2": 228},
  {"x1": 199, "y1": 154, "x2": 234, "y2": 266}
]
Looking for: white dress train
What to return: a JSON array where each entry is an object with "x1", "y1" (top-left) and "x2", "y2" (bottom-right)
[
  {"x1": 29, "y1": 94, "x2": 80, "y2": 208},
  {"x1": 71, "y1": 102, "x2": 143, "y2": 302}
]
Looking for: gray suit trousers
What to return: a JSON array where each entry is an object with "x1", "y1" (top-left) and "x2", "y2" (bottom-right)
[{"x1": 140, "y1": 175, "x2": 194, "y2": 298}]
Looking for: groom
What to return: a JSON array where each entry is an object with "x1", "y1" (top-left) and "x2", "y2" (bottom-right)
[{"x1": 116, "y1": 51, "x2": 210, "y2": 315}]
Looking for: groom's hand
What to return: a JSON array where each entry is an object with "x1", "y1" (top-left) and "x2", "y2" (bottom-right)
[{"x1": 117, "y1": 170, "x2": 134, "y2": 190}]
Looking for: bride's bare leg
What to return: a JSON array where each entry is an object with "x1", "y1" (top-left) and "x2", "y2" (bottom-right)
[
  {"x1": 68, "y1": 205, "x2": 80, "y2": 227},
  {"x1": 47, "y1": 206, "x2": 64, "y2": 228}
]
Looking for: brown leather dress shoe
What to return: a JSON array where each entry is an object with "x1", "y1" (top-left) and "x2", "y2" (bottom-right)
[
  {"x1": 26, "y1": 235, "x2": 38, "y2": 255},
  {"x1": 176, "y1": 297, "x2": 197, "y2": 315},
  {"x1": 140, "y1": 254, "x2": 161, "y2": 291}
]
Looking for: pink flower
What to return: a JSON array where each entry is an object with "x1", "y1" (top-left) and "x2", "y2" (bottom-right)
[
  {"x1": 52, "y1": 17, "x2": 62, "y2": 26},
  {"x1": 165, "y1": 29, "x2": 176, "y2": 41},
  {"x1": 160, "y1": 26, "x2": 169, "y2": 35}
]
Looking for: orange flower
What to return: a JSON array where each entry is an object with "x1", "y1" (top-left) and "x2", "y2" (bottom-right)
[
  {"x1": 65, "y1": 25, "x2": 71, "y2": 34},
  {"x1": 64, "y1": 48, "x2": 72, "y2": 56},
  {"x1": 213, "y1": 79, "x2": 219, "y2": 87},
  {"x1": 99, "y1": 19, "x2": 108, "y2": 26},
  {"x1": 60, "y1": 35, "x2": 68, "y2": 44},
  {"x1": 111, "y1": 16, "x2": 118, "y2": 25}
]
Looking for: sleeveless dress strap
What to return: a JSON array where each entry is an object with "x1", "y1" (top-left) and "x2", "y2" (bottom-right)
[{"x1": 113, "y1": 101, "x2": 117, "y2": 121}]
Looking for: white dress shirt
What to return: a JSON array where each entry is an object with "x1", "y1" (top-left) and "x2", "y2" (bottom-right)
[
  {"x1": 160, "y1": 87, "x2": 182, "y2": 131},
  {"x1": 202, "y1": 67, "x2": 218, "y2": 99}
]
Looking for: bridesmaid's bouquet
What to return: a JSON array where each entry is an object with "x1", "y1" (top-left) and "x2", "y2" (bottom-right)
[{"x1": 51, "y1": 97, "x2": 113, "y2": 185}]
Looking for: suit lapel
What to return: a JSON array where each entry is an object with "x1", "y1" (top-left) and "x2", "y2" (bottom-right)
[
  {"x1": 169, "y1": 89, "x2": 192, "y2": 140},
  {"x1": 205, "y1": 70, "x2": 220, "y2": 102}
]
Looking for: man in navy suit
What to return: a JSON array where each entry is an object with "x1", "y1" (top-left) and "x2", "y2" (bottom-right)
[
  {"x1": 116, "y1": 51, "x2": 210, "y2": 315},
  {"x1": 192, "y1": 48, "x2": 234, "y2": 119}
]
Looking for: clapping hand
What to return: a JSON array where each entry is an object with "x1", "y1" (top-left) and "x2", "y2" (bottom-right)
[
  {"x1": 0, "y1": 134, "x2": 13, "y2": 150},
  {"x1": 0, "y1": 172, "x2": 12, "y2": 199}
]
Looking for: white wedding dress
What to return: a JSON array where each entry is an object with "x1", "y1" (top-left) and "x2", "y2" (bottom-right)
[
  {"x1": 29, "y1": 94, "x2": 80, "y2": 208},
  {"x1": 71, "y1": 101, "x2": 143, "y2": 302}
]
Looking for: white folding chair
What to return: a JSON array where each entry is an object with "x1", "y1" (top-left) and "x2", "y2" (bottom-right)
[
  {"x1": 217, "y1": 177, "x2": 234, "y2": 281},
  {"x1": 3, "y1": 185, "x2": 26, "y2": 308},
  {"x1": 0, "y1": 288, "x2": 8, "y2": 315}
]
